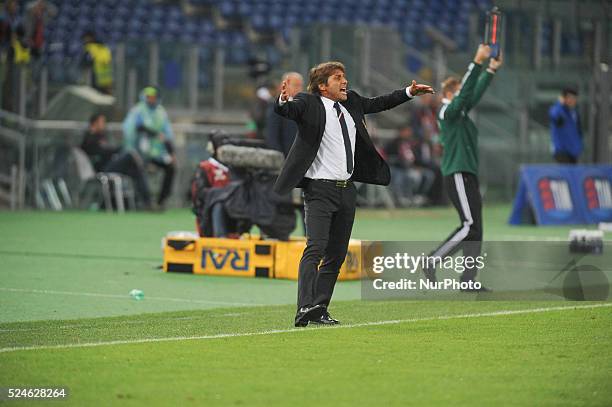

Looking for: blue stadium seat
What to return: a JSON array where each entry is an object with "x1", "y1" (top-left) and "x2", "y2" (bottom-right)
[
  {"x1": 218, "y1": 1, "x2": 236, "y2": 17},
  {"x1": 62, "y1": 5, "x2": 78, "y2": 18},
  {"x1": 94, "y1": 17, "x2": 109, "y2": 30},
  {"x1": 250, "y1": 14, "x2": 266, "y2": 31},
  {"x1": 268, "y1": 14, "x2": 283, "y2": 31},
  {"x1": 169, "y1": 6, "x2": 183, "y2": 18},
  {"x1": 196, "y1": 32, "x2": 213, "y2": 45},
  {"x1": 160, "y1": 32, "x2": 179, "y2": 42},
  {"x1": 108, "y1": 31, "x2": 124, "y2": 44},
  {"x1": 286, "y1": 3, "x2": 303, "y2": 15},
  {"x1": 115, "y1": 5, "x2": 131, "y2": 18},
  {"x1": 228, "y1": 47, "x2": 249, "y2": 65},
  {"x1": 283, "y1": 14, "x2": 299, "y2": 28},
  {"x1": 214, "y1": 31, "x2": 231, "y2": 46},
  {"x1": 237, "y1": 1, "x2": 253, "y2": 16},
  {"x1": 179, "y1": 32, "x2": 197, "y2": 43},
  {"x1": 67, "y1": 41, "x2": 82, "y2": 56}
]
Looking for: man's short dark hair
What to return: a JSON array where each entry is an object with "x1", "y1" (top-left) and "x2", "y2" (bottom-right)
[
  {"x1": 307, "y1": 61, "x2": 345, "y2": 95},
  {"x1": 89, "y1": 113, "x2": 104, "y2": 125},
  {"x1": 561, "y1": 88, "x2": 578, "y2": 97}
]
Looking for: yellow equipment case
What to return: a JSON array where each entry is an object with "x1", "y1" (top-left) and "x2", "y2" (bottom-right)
[{"x1": 162, "y1": 234, "x2": 362, "y2": 281}]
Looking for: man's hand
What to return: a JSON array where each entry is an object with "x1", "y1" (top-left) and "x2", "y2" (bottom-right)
[
  {"x1": 489, "y1": 50, "x2": 503, "y2": 70},
  {"x1": 279, "y1": 80, "x2": 289, "y2": 102},
  {"x1": 474, "y1": 44, "x2": 491, "y2": 65},
  {"x1": 408, "y1": 80, "x2": 434, "y2": 96}
]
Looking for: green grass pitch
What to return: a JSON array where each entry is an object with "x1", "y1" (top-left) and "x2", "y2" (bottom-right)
[{"x1": 1, "y1": 206, "x2": 610, "y2": 406}]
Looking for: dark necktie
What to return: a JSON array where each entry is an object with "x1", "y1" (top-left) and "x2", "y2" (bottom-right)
[{"x1": 333, "y1": 102, "x2": 353, "y2": 174}]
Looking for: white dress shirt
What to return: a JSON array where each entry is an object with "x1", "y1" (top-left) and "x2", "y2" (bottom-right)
[{"x1": 305, "y1": 96, "x2": 357, "y2": 180}]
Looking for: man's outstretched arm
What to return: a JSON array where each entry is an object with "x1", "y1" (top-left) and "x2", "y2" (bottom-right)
[
  {"x1": 443, "y1": 44, "x2": 491, "y2": 121},
  {"x1": 360, "y1": 80, "x2": 434, "y2": 115},
  {"x1": 465, "y1": 51, "x2": 503, "y2": 112}
]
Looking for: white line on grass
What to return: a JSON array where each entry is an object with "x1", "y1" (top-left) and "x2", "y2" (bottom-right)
[
  {"x1": 0, "y1": 287, "x2": 261, "y2": 307},
  {"x1": 1, "y1": 303, "x2": 610, "y2": 354}
]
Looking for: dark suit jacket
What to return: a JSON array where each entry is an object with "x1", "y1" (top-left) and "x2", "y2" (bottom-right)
[
  {"x1": 265, "y1": 101, "x2": 298, "y2": 157},
  {"x1": 273, "y1": 89, "x2": 411, "y2": 194}
]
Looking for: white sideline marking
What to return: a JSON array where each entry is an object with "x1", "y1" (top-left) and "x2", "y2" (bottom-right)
[
  {"x1": 1, "y1": 303, "x2": 610, "y2": 354},
  {"x1": 0, "y1": 287, "x2": 260, "y2": 307}
]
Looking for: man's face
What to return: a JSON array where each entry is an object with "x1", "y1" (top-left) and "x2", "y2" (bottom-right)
[
  {"x1": 563, "y1": 94, "x2": 577, "y2": 108},
  {"x1": 285, "y1": 76, "x2": 303, "y2": 98},
  {"x1": 146, "y1": 94, "x2": 158, "y2": 108},
  {"x1": 92, "y1": 116, "x2": 106, "y2": 134},
  {"x1": 319, "y1": 69, "x2": 348, "y2": 102}
]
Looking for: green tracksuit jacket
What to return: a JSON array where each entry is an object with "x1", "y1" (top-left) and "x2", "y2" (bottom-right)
[{"x1": 438, "y1": 62, "x2": 494, "y2": 176}]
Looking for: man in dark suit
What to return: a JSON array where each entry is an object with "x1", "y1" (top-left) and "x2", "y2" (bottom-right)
[
  {"x1": 266, "y1": 72, "x2": 307, "y2": 235},
  {"x1": 265, "y1": 72, "x2": 303, "y2": 157},
  {"x1": 274, "y1": 61, "x2": 434, "y2": 327}
]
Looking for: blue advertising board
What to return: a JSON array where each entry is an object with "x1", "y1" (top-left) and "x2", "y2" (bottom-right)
[{"x1": 509, "y1": 165, "x2": 612, "y2": 225}]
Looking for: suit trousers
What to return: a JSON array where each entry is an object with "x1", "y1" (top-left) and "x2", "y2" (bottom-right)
[{"x1": 297, "y1": 179, "x2": 356, "y2": 309}]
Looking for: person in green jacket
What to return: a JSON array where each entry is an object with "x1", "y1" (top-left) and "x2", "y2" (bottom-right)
[
  {"x1": 424, "y1": 44, "x2": 503, "y2": 291},
  {"x1": 122, "y1": 86, "x2": 176, "y2": 208}
]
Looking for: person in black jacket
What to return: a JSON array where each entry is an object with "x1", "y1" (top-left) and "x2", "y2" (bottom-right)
[
  {"x1": 81, "y1": 113, "x2": 120, "y2": 172},
  {"x1": 81, "y1": 113, "x2": 151, "y2": 208},
  {"x1": 274, "y1": 61, "x2": 433, "y2": 327},
  {"x1": 266, "y1": 72, "x2": 306, "y2": 234},
  {"x1": 265, "y1": 72, "x2": 303, "y2": 157}
]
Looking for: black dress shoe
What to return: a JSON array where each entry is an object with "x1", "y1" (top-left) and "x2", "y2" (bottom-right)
[
  {"x1": 310, "y1": 308, "x2": 340, "y2": 325},
  {"x1": 294, "y1": 305, "x2": 325, "y2": 327}
]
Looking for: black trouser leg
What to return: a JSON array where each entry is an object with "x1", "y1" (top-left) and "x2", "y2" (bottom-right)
[
  {"x1": 298, "y1": 182, "x2": 333, "y2": 309},
  {"x1": 104, "y1": 151, "x2": 152, "y2": 207},
  {"x1": 429, "y1": 172, "x2": 482, "y2": 281},
  {"x1": 314, "y1": 184, "x2": 356, "y2": 308},
  {"x1": 297, "y1": 181, "x2": 356, "y2": 310},
  {"x1": 151, "y1": 159, "x2": 176, "y2": 205}
]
